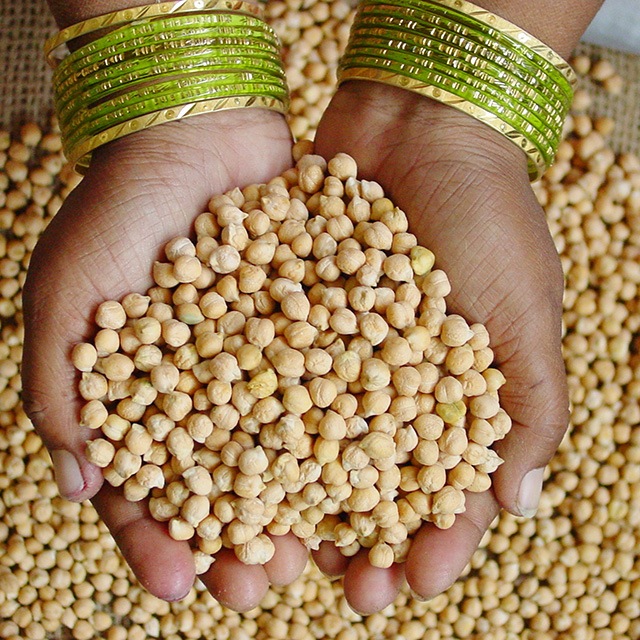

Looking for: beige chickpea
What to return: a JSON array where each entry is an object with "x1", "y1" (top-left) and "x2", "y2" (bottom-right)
[
  {"x1": 283, "y1": 321, "x2": 317, "y2": 350},
  {"x1": 421, "y1": 269, "x2": 451, "y2": 299},
  {"x1": 78, "y1": 398, "x2": 109, "y2": 429},
  {"x1": 435, "y1": 376, "x2": 464, "y2": 404},
  {"x1": 360, "y1": 358, "x2": 391, "y2": 392},
  {"x1": 85, "y1": 438, "x2": 115, "y2": 468},
  {"x1": 101, "y1": 353, "x2": 135, "y2": 382},
  {"x1": 95, "y1": 300, "x2": 127, "y2": 330},
  {"x1": 71, "y1": 343, "x2": 98, "y2": 372},
  {"x1": 356, "y1": 313, "x2": 388, "y2": 347},
  {"x1": 244, "y1": 317, "x2": 276, "y2": 348},
  {"x1": 307, "y1": 376, "x2": 338, "y2": 408},
  {"x1": 93, "y1": 328, "x2": 120, "y2": 357}
]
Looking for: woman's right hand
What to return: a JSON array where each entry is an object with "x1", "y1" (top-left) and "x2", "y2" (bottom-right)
[{"x1": 22, "y1": 109, "x2": 309, "y2": 611}]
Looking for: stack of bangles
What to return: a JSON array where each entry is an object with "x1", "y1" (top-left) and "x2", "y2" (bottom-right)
[
  {"x1": 45, "y1": 0, "x2": 289, "y2": 172},
  {"x1": 338, "y1": 0, "x2": 577, "y2": 181}
]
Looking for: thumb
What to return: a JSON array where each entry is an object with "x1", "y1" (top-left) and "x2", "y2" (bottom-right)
[
  {"x1": 22, "y1": 217, "x2": 104, "y2": 503},
  {"x1": 490, "y1": 291, "x2": 569, "y2": 519}
]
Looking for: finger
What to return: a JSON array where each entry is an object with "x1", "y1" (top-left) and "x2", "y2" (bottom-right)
[
  {"x1": 342, "y1": 549, "x2": 405, "y2": 615},
  {"x1": 91, "y1": 484, "x2": 195, "y2": 601},
  {"x1": 201, "y1": 549, "x2": 270, "y2": 612},
  {"x1": 483, "y1": 261, "x2": 569, "y2": 518},
  {"x1": 312, "y1": 541, "x2": 350, "y2": 577},
  {"x1": 405, "y1": 490, "x2": 499, "y2": 599},
  {"x1": 263, "y1": 533, "x2": 309, "y2": 586},
  {"x1": 492, "y1": 339, "x2": 569, "y2": 517},
  {"x1": 22, "y1": 238, "x2": 104, "y2": 503}
]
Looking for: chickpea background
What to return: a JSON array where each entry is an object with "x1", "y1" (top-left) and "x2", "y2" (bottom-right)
[{"x1": 1, "y1": 0, "x2": 639, "y2": 635}]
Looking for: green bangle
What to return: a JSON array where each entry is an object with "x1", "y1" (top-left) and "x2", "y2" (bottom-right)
[
  {"x1": 342, "y1": 66, "x2": 548, "y2": 177},
  {"x1": 344, "y1": 29, "x2": 567, "y2": 131},
  {"x1": 55, "y1": 41, "x2": 282, "y2": 105},
  {"x1": 350, "y1": 11, "x2": 572, "y2": 111},
  {"x1": 339, "y1": 0, "x2": 574, "y2": 180},
  {"x1": 352, "y1": 7, "x2": 573, "y2": 116},
  {"x1": 65, "y1": 74, "x2": 288, "y2": 147},
  {"x1": 44, "y1": 0, "x2": 266, "y2": 64},
  {"x1": 55, "y1": 48, "x2": 285, "y2": 117},
  {"x1": 49, "y1": 2, "x2": 289, "y2": 171},
  {"x1": 361, "y1": 0, "x2": 575, "y2": 89},
  {"x1": 66, "y1": 94, "x2": 287, "y2": 170},
  {"x1": 55, "y1": 15, "x2": 278, "y2": 80},
  {"x1": 339, "y1": 50, "x2": 556, "y2": 166},
  {"x1": 65, "y1": 81, "x2": 289, "y2": 161},
  {"x1": 54, "y1": 32, "x2": 281, "y2": 93}
]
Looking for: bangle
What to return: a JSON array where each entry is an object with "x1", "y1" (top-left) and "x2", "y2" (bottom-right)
[
  {"x1": 350, "y1": 8, "x2": 572, "y2": 113},
  {"x1": 338, "y1": 0, "x2": 575, "y2": 180},
  {"x1": 47, "y1": 3, "x2": 289, "y2": 171},
  {"x1": 55, "y1": 45, "x2": 285, "y2": 117},
  {"x1": 341, "y1": 37, "x2": 565, "y2": 134},
  {"x1": 54, "y1": 13, "x2": 278, "y2": 76},
  {"x1": 44, "y1": 0, "x2": 265, "y2": 64},
  {"x1": 65, "y1": 95, "x2": 288, "y2": 170},
  {"x1": 63, "y1": 74, "x2": 288, "y2": 145}
]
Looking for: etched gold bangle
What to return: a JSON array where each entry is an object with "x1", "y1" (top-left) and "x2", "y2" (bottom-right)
[
  {"x1": 66, "y1": 94, "x2": 288, "y2": 170},
  {"x1": 44, "y1": 0, "x2": 265, "y2": 64},
  {"x1": 338, "y1": 0, "x2": 575, "y2": 180},
  {"x1": 47, "y1": 3, "x2": 289, "y2": 171},
  {"x1": 55, "y1": 45, "x2": 285, "y2": 117}
]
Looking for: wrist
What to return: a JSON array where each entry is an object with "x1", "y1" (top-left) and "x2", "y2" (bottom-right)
[
  {"x1": 467, "y1": 0, "x2": 604, "y2": 59},
  {"x1": 86, "y1": 107, "x2": 292, "y2": 195},
  {"x1": 318, "y1": 80, "x2": 529, "y2": 183}
]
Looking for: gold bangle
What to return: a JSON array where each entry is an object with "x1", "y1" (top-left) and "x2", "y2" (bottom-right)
[
  {"x1": 66, "y1": 94, "x2": 288, "y2": 172},
  {"x1": 44, "y1": 0, "x2": 265, "y2": 65},
  {"x1": 424, "y1": 0, "x2": 576, "y2": 88},
  {"x1": 338, "y1": 0, "x2": 575, "y2": 180},
  {"x1": 339, "y1": 66, "x2": 547, "y2": 178}
]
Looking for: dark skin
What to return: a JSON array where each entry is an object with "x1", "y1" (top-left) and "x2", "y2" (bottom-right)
[{"x1": 23, "y1": 0, "x2": 603, "y2": 614}]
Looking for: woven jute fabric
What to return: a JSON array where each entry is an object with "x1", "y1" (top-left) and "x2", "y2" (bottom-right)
[
  {"x1": 0, "y1": 0, "x2": 56, "y2": 131},
  {"x1": 575, "y1": 42, "x2": 640, "y2": 156},
  {"x1": 0, "y1": 1, "x2": 638, "y2": 155}
]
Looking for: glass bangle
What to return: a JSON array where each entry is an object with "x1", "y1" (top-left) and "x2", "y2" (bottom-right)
[
  {"x1": 361, "y1": 0, "x2": 575, "y2": 88},
  {"x1": 338, "y1": 52, "x2": 556, "y2": 169},
  {"x1": 64, "y1": 73, "x2": 288, "y2": 144},
  {"x1": 55, "y1": 28, "x2": 281, "y2": 86},
  {"x1": 55, "y1": 17, "x2": 279, "y2": 80},
  {"x1": 66, "y1": 94, "x2": 287, "y2": 170},
  {"x1": 339, "y1": 66, "x2": 546, "y2": 178},
  {"x1": 55, "y1": 40, "x2": 283, "y2": 101},
  {"x1": 350, "y1": 11, "x2": 572, "y2": 109},
  {"x1": 65, "y1": 81, "x2": 289, "y2": 159},
  {"x1": 339, "y1": 0, "x2": 574, "y2": 178},
  {"x1": 354, "y1": 2, "x2": 573, "y2": 111},
  {"x1": 58, "y1": 62, "x2": 286, "y2": 128},
  {"x1": 339, "y1": 48, "x2": 559, "y2": 158},
  {"x1": 55, "y1": 48, "x2": 285, "y2": 115},
  {"x1": 45, "y1": 0, "x2": 266, "y2": 63},
  {"x1": 355, "y1": 3, "x2": 573, "y2": 99},
  {"x1": 64, "y1": 78, "x2": 289, "y2": 149},
  {"x1": 345, "y1": 26, "x2": 568, "y2": 127}
]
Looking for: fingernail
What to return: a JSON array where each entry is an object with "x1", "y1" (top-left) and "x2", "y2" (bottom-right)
[
  {"x1": 51, "y1": 450, "x2": 85, "y2": 499},
  {"x1": 410, "y1": 589, "x2": 432, "y2": 602},
  {"x1": 517, "y1": 467, "x2": 545, "y2": 518}
]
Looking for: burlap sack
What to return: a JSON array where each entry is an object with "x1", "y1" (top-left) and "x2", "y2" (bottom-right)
[
  {"x1": 1, "y1": 1, "x2": 638, "y2": 155},
  {"x1": 575, "y1": 43, "x2": 640, "y2": 156},
  {"x1": 0, "y1": 0, "x2": 56, "y2": 131}
]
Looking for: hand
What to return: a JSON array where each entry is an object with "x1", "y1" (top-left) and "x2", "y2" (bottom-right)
[
  {"x1": 312, "y1": 81, "x2": 569, "y2": 614},
  {"x1": 22, "y1": 109, "x2": 309, "y2": 611}
]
